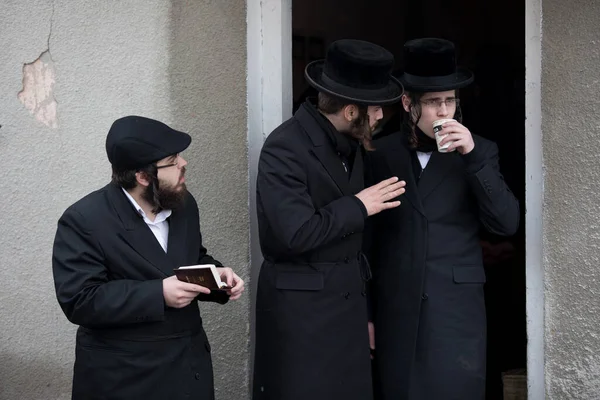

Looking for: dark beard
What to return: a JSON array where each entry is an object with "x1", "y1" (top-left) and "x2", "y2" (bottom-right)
[
  {"x1": 142, "y1": 168, "x2": 187, "y2": 214},
  {"x1": 341, "y1": 110, "x2": 376, "y2": 151}
]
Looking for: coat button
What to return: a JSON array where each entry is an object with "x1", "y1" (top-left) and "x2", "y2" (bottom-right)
[
  {"x1": 195, "y1": 372, "x2": 201, "y2": 380},
  {"x1": 344, "y1": 292, "x2": 350, "y2": 299},
  {"x1": 422, "y1": 293, "x2": 429, "y2": 300},
  {"x1": 344, "y1": 257, "x2": 350, "y2": 263}
]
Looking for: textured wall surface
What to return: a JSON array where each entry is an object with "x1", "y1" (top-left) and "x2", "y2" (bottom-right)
[
  {"x1": 542, "y1": 0, "x2": 600, "y2": 398},
  {"x1": 0, "y1": 1, "x2": 249, "y2": 399}
]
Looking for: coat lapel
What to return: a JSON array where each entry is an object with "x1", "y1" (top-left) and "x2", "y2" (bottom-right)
[
  {"x1": 311, "y1": 146, "x2": 351, "y2": 195},
  {"x1": 348, "y1": 147, "x2": 365, "y2": 193},
  {"x1": 417, "y1": 151, "x2": 456, "y2": 200},
  {"x1": 166, "y1": 204, "x2": 188, "y2": 268},
  {"x1": 296, "y1": 105, "x2": 351, "y2": 195},
  {"x1": 107, "y1": 183, "x2": 173, "y2": 277},
  {"x1": 380, "y1": 135, "x2": 426, "y2": 217}
]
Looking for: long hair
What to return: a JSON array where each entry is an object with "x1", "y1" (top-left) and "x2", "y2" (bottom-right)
[
  {"x1": 317, "y1": 92, "x2": 374, "y2": 151},
  {"x1": 402, "y1": 90, "x2": 463, "y2": 149},
  {"x1": 111, "y1": 164, "x2": 164, "y2": 214}
]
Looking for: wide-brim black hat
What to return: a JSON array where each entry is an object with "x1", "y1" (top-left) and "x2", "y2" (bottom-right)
[
  {"x1": 305, "y1": 39, "x2": 403, "y2": 106},
  {"x1": 106, "y1": 116, "x2": 191, "y2": 170},
  {"x1": 398, "y1": 38, "x2": 474, "y2": 92}
]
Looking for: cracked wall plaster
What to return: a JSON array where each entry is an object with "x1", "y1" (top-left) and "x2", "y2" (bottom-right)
[
  {"x1": 18, "y1": 51, "x2": 58, "y2": 128},
  {"x1": 1, "y1": 1, "x2": 248, "y2": 399}
]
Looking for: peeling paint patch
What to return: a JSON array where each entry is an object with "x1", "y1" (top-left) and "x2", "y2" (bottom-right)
[{"x1": 18, "y1": 51, "x2": 57, "y2": 128}]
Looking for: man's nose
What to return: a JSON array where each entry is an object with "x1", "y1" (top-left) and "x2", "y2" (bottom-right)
[{"x1": 438, "y1": 102, "x2": 449, "y2": 117}]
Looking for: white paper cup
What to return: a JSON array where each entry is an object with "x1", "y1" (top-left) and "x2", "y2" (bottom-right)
[{"x1": 433, "y1": 119, "x2": 455, "y2": 153}]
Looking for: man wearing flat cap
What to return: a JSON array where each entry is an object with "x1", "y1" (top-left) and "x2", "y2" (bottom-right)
[
  {"x1": 366, "y1": 38, "x2": 519, "y2": 399},
  {"x1": 52, "y1": 116, "x2": 244, "y2": 400},
  {"x1": 252, "y1": 39, "x2": 405, "y2": 400}
]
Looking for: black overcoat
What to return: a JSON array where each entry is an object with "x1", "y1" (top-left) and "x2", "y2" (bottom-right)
[
  {"x1": 253, "y1": 102, "x2": 373, "y2": 400},
  {"x1": 366, "y1": 131, "x2": 519, "y2": 400},
  {"x1": 52, "y1": 182, "x2": 228, "y2": 400}
]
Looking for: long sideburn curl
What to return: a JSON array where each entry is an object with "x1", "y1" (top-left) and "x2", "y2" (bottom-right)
[
  {"x1": 138, "y1": 165, "x2": 162, "y2": 214},
  {"x1": 354, "y1": 105, "x2": 375, "y2": 151}
]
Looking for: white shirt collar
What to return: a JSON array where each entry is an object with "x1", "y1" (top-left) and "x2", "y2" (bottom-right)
[
  {"x1": 121, "y1": 188, "x2": 172, "y2": 224},
  {"x1": 416, "y1": 150, "x2": 433, "y2": 169}
]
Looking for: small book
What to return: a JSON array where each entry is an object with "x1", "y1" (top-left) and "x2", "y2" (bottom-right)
[{"x1": 173, "y1": 264, "x2": 232, "y2": 290}]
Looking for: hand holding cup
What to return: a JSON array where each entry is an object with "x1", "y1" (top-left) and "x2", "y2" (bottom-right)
[{"x1": 433, "y1": 119, "x2": 475, "y2": 155}]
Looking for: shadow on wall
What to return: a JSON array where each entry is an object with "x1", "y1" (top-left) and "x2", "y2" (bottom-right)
[
  {"x1": 0, "y1": 353, "x2": 72, "y2": 400},
  {"x1": 167, "y1": 1, "x2": 250, "y2": 399}
]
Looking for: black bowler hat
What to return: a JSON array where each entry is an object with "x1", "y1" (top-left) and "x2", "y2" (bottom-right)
[
  {"x1": 105, "y1": 116, "x2": 191, "y2": 170},
  {"x1": 304, "y1": 39, "x2": 403, "y2": 105},
  {"x1": 398, "y1": 38, "x2": 474, "y2": 92}
]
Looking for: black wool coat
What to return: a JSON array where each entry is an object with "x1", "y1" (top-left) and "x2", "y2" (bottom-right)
[
  {"x1": 52, "y1": 183, "x2": 229, "y2": 400},
  {"x1": 253, "y1": 102, "x2": 373, "y2": 400},
  {"x1": 365, "y1": 131, "x2": 519, "y2": 400}
]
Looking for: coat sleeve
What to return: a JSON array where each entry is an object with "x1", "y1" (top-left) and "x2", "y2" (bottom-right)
[
  {"x1": 257, "y1": 135, "x2": 367, "y2": 256},
  {"x1": 190, "y1": 195, "x2": 224, "y2": 268},
  {"x1": 191, "y1": 199, "x2": 230, "y2": 305},
  {"x1": 463, "y1": 137, "x2": 520, "y2": 236},
  {"x1": 52, "y1": 208, "x2": 165, "y2": 328}
]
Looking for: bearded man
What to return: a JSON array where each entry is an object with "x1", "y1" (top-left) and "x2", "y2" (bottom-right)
[
  {"x1": 52, "y1": 115, "x2": 244, "y2": 400},
  {"x1": 252, "y1": 39, "x2": 405, "y2": 400}
]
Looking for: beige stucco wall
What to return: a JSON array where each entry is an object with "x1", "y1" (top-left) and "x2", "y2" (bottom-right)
[
  {"x1": 543, "y1": 0, "x2": 600, "y2": 397},
  {"x1": 0, "y1": 1, "x2": 249, "y2": 399}
]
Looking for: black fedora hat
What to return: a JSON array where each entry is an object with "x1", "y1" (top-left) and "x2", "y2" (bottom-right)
[
  {"x1": 305, "y1": 39, "x2": 403, "y2": 106},
  {"x1": 398, "y1": 38, "x2": 474, "y2": 92}
]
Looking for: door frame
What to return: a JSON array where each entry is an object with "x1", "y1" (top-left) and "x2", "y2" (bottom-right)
[{"x1": 247, "y1": 0, "x2": 545, "y2": 397}]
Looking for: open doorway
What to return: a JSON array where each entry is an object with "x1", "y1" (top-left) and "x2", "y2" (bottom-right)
[{"x1": 292, "y1": 1, "x2": 526, "y2": 398}]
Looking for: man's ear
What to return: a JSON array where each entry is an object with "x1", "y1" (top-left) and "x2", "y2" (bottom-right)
[
  {"x1": 343, "y1": 104, "x2": 358, "y2": 122},
  {"x1": 135, "y1": 171, "x2": 151, "y2": 187},
  {"x1": 401, "y1": 94, "x2": 411, "y2": 113}
]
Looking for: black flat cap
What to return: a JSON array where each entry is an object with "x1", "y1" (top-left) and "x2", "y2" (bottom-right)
[{"x1": 106, "y1": 116, "x2": 191, "y2": 170}]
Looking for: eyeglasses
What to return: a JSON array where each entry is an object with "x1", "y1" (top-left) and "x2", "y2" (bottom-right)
[
  {"x1": 156, "y1": 154, "x2": 181, "y2": 169},
  {"x1": 420, "y1": 98, "x2": 460, "y2": 109}
]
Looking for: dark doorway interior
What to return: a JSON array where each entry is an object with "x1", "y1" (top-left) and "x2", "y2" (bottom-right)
[{"x1": 292, "y1": 1, "x2": 526, "y2": 399}]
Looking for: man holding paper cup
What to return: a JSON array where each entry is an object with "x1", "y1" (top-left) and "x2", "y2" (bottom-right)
[{"x1": 364, "y1": 38, "x2": 520, "y2": 399}]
